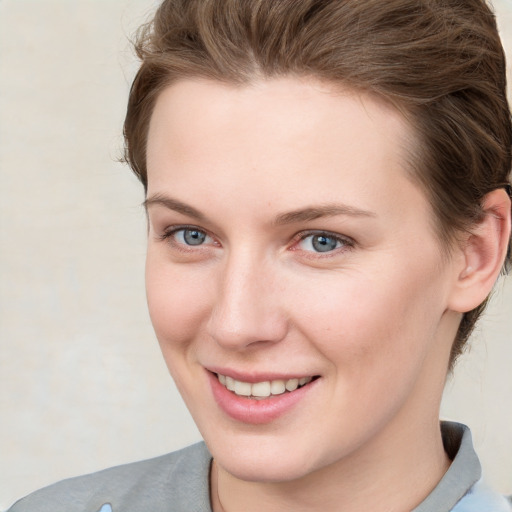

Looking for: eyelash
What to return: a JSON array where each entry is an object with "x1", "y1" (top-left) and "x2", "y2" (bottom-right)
[{"x1": 157, "y1": 225, "x2": 354, "y2": 257}]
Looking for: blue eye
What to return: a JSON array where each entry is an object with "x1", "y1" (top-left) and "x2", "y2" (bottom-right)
[
  {"x1": 298, "y1": 233, "x2": 346, "y2": 253},
  {"x1": 174, "y1": 228, "x2": 210, "y2": 246}
]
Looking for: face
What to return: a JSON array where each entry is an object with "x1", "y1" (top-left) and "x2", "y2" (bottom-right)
[{"x1": 145, "y1": 77, "x2": 460, "y2": 483}]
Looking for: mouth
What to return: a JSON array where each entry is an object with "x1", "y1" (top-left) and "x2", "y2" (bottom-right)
[
  {"x1": 216, "y1": 373, "x2": 317, "y2": 400},
  {"x1": 208, "y1": 370, "x2": 320, "y2": 423}
]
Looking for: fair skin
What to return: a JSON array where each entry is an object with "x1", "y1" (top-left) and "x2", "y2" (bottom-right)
[{"x1": 144, "y1": 77, "x2": 510, "y2": 512}]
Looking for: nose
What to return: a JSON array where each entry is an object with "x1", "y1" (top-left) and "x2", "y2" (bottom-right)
[{"x1": 206, "y1": 251, "x2": 289, "y2": 351}]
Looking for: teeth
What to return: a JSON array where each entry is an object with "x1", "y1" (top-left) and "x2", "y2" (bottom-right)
[
  {"x1": 217, "y1": 374, "x2": 313, "y2": 398},
  {"x1": 285, "y1": 378, "x2": 299, "y2": 392},
  {"x1": 234, "y1": 380, "x2": 252, "y2": 396},
  {"x1": 270, "y1": 380, "x2": 286, "y2": 395},
  {"x1": 225, "y1": 376, "x2": 235, "y2": 391},
  {"x1": 252, "y1": 381, "x2": 271, "y2": 397}
]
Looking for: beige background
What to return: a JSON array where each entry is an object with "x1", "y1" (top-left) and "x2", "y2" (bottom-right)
[{"x1": 0, "y1": 0, "x2": 511, "y2": 509}]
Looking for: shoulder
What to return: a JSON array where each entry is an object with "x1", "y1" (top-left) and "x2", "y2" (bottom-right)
[{"x1": 6, "y1": 442, "x2": 212, "y2": 512}]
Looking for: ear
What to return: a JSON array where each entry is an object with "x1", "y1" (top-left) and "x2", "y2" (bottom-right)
[{"x1": 447, "y1": 188, "x2": 511, "y2": 313}]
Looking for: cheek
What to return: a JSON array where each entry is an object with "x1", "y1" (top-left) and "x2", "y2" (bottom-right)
[
  {"x1": 145, "y1": 250, "x2": 212, "y2": 352},
  {"x1": 290, "y1": 266, "x2": 448, "y2": 445},
  {"x1": 293, "y1": 261, "x2": 447, "y2": 375}
]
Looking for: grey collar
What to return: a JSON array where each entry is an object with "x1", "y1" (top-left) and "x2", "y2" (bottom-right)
[{"x1": 413, "y1": 421, "x2": 481, "y2": 512}]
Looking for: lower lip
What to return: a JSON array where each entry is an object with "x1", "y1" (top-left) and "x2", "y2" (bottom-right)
[{"x1": 207, "y1": 372, "x2": 318, "y2": 424}]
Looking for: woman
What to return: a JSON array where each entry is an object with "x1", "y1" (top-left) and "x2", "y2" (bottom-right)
[{"x1": 8, "y1": 0, "x2": 512, "y2": 511}]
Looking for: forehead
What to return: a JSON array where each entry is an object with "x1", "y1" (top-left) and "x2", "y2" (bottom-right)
[
  {"x1": 146, "y1": 77, "x2": 427, "y2": 224},
  {"x1": 147, "y1": 77, "x2": 409, "y2": 159}
]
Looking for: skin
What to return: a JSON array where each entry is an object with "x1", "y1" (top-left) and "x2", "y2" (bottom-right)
[{"x1": 143, "y1": 77, "x2": 510, "y2": 511}]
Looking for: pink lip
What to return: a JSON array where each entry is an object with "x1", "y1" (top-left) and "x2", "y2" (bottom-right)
[{"x1": 207, "y1": 370, "x2": 318, "y2": 424}]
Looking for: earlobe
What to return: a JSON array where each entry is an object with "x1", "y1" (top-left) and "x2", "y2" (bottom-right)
[{"x1": 448, "y1": 188, "x2": 511, "y2": 313}]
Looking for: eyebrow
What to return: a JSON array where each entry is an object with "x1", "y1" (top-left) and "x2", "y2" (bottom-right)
[
  {"x1": 143, "y1": 194, "x2": 206, "y2": 220},
  {"x1": 143, "y1": 194, "x2": 376, "y2": 224},
  {"x1": 273, "y1": 204, "x2": 377, "y2": 225}
]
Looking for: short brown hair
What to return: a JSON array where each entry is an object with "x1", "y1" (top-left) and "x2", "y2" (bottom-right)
[{"x1": 124, "y1": 0, "x2": 512, "y2": 368}]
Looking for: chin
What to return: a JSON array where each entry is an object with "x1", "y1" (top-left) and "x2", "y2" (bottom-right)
[
  {"x1": 203, "y1": 430, "x2": 330, "y2": 483},
  {"x1": 216, "y1": 452, "x2": 315, "y2": 483}
]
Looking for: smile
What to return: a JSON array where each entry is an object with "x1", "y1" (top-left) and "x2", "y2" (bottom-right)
[{"x1": 216, "y1": 373, "x2": 314, "y2": 399}]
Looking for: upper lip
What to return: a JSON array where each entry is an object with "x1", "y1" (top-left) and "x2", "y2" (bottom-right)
[{"x1": 205, "y1": 366, "x2": 319, "y2": 383}]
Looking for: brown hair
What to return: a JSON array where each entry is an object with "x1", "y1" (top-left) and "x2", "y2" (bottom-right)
[{"x1": 124, "y1": 0, "x2": 512, "y2": 368}]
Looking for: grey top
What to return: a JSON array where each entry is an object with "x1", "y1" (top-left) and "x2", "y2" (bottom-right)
[{"x1": 6, "y1": 422, "x2": 511, "y2": 512}]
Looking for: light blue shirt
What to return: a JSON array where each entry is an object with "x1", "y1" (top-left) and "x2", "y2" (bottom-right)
[{"x1": 452, "y1": 479, "x2": 511, "y2": 512}]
